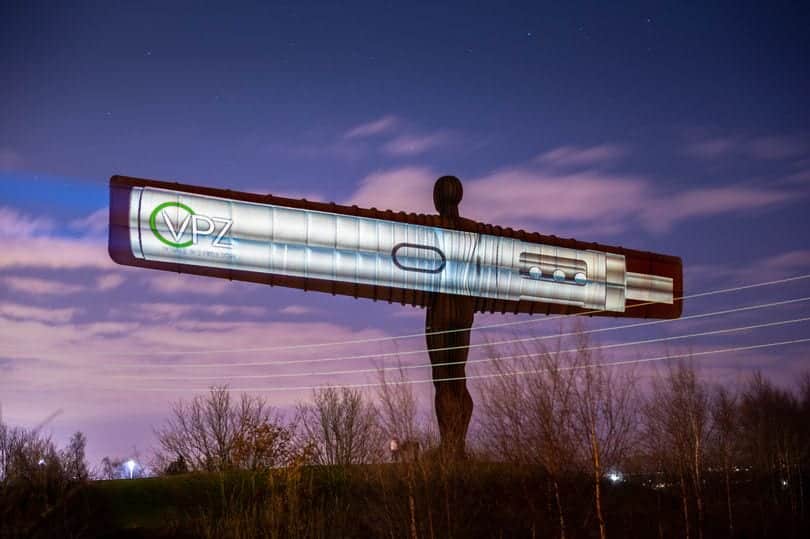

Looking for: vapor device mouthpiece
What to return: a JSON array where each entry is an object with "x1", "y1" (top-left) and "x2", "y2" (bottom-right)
[{"x1": 128, "y1": 186, "x2": 674, "y2": 313}]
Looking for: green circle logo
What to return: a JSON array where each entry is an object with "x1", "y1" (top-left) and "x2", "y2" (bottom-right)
[{"x1": 149, "y1": 201, "x2": 195, "y2": 248}]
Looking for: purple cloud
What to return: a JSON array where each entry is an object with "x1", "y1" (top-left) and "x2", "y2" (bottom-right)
[
  {"x1": 0, "y1": 206, "x2": 54, "y2": 237},
  {"x1": 686, "y1": 132, "x2": 808, "y2": 161},
  {"x1": 2, "y1": 276, "x2": 86, "y2": 295},
  {"x1": 343, "y1": 115, "x2": 399, "y2": 139},
  {"x1": 535, "y1": 144, "x2": 627, "y2": 168},
  {"x1": 345, "y1": 156, "x2": 800, "y2": 235},
  {"x1": 69, "y1": 207, "x2": 110, "y2": 236},
  {"x1": 382, "y1": 131, "x2": 454, "y2": 156}
]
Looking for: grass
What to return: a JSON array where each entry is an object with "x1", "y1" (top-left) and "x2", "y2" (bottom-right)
[
  {"x1": 78, "y1": 463, "x2": 621, "y2": 537},
  {"x1": 30, "y1": 463, "x2": 810, "y2": 538}
]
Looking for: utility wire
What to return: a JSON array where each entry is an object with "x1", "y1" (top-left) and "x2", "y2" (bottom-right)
[
  {"x1": 129, "y1": 336, "x2": 810, "y2": 392},
  {"x1": 112, "y1": 314, "x2": 810, "y2": 381},
  {"x1": 112, "y1": 295, "x2": 810, "y2": 369},
  {"x1": 11, "y1": 272, "x2": 810, "y2": 360}
]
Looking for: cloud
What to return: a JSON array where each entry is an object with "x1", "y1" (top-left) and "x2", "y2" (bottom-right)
[
  {"x1": 345, "y1": 159, "x2": 800, "y2": 235},
  {"x1": 763, "y1": 249, "x2": 810, "y2": 271},
  {"x1": 96, "y1": 273, "x2": 125, "y2": 291},
  {"x1": 131, "y1": 302, "x2": 267, "y2": 321},
  {"x1": 2, "y1": 276, "x2": 85, "y2": 295},
  {"x1": 640, "y1": 186, "x2": 794, "y2": 232},
  {"x1": 343, "y1": 115, "x2": 399, "y2": 139},
  {"x1": 689, "y1": 249, "x2": 810, "y2": 289},
  {"x1": 144, "y1": 273, "x2": 234, "y2": 296},
  {"x1": 346, "y1": 166, "x2": 436, "y2": 213},
  {"x1": 686, "y1": 136, "x2": 740, "y2": 159},
  {"x1": 0, "y1": 206, "x2": 54, "y2": 237},
  {"x1": 1, "y1": 270, "x2": 123, "y2": 298},
  {"x1": 0, "y1": 303, "x2": 78, "y2": 323},
  {"x1": 382, "y1": 131, "x2": 453, "y2": 156},
  {"x1": 749, "y1": 136, "x2": 807, "y2": 160},
  {"x1": 279, "y1": 304, "x2": 318, "y2": 316},
  {"x1": 0, "y1": 308, "x2": 394, "y2": 392},
  {"x1": 0, "y1": 235, "x2": 113, "y2": 269},
  {"x1": 463, "y1": 167, "x2": 651, "y2": 227},
  {"x1": 535, "y1": 144, "x2": 627, "y2": 168},
  {"x1": 70, "y1": 207, "x2": 109, "y2": 236},
  {"x1": 0, "y1": 206, "x2": 113, "y2": 270},
  {"x1": 686, "y1": 133, "x2": 808, "y2": 161},
  {"x1": 343, "y1": 115, "x2": 456, "y2": 157},
  {"x1": 783, "y1": 166, "x2": 810, "y2": 185}
]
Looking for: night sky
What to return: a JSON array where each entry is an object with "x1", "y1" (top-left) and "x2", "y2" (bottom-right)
[{"x1": 1, "y1": 1, "x2": 809, "y2": 468}]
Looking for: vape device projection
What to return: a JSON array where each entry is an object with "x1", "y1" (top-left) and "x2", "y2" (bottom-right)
[{"x1": 109, "y1": 176, "x2": 682, "y2": 319}]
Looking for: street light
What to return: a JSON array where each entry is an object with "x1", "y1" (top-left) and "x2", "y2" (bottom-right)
[
  {"x1": 125, "y1": 459, "x2": 137, "y2": 479},
  {"x1": 607, "y1": 471, "x2": 623, "y2": 484}
]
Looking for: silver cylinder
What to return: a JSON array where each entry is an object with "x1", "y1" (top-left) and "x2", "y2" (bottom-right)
[{"x1": 129, "y1": 187, "x2": 673, "y2": 312}]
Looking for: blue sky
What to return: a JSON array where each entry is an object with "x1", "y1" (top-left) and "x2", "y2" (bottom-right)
[{"x1": 1, "y1": 1, "x2": 809, "y2": 466}]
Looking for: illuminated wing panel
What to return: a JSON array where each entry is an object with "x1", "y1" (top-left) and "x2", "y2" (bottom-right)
[{"x1": 109, "y1": 176, "x2": 683, "y2": 319}]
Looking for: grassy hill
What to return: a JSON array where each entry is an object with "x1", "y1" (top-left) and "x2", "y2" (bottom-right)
[{"x1": 24, "y1": 462, "x2": 808, "y2": 538}]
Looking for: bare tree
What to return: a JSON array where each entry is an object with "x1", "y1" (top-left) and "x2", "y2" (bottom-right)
[
  {"x1": 155, "y1": 385, "x2": 288, "y2": 472},
  {"x1": 710, "y1": 385, "x2": 739, "y2": 537},
  {"x1": 0, "y1": 419, "x2": 61, "y2": 485},
  {"x1": 798, "y1": 371, "x2": 810, "y2": 523},
  {"x1": 0, "y1": 415, "x2": 85, "y2": 536},
  {"x1": 297, "y1": 386, "x2": 384, "y2": 465},
  {"x1": 376, "y1": 358, "x2": 437, "y2": 456},
  {"x1": 643, "y1": 360, "x2": 711, "y2": 539},
  {"x1": 61, "y1": 431, "x2": 89, "y2": 481},
  {"x1": 569, "y1": 331, "x2": 639, "y2": 539},
  {"x1": 477, "y1": 336, "x2": 578, "y2": 539},
  {"x1": 231, "y1": 420, "x2": 296, "y2": 470},
  {"x1": 99, "y1": 456, "x2": 123, "y2": 480},
  {"x1": 739, "y1": 372, "x2": 803, "y2": 519}
]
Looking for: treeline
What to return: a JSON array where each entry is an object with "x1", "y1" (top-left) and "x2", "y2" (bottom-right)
[
  {"x1": 0, "y1": 422, "x2": 89, "y2": 536},
  {"x1": 142, "y1": 347, "x2": 810, "y2": 539},
  {"x1": 2, "y1": 343, "x2": 810, "y2": 538},
  {"x1": 475, "y1": 344, "x2": 810, "y2": 539}
]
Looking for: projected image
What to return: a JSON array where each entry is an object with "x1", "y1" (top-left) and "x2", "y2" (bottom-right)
[{"x1": 125, "y1": 185, "x2": 673, "y2": 313}]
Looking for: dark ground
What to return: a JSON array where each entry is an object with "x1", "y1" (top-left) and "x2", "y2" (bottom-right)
[{"x1": 14, "y1": 462, "x2": 809, "y2": 539}]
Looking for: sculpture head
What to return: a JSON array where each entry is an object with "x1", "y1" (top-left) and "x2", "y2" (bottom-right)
[{"x1": 433, "y1": 175, "x2": 463, "y2": 218}]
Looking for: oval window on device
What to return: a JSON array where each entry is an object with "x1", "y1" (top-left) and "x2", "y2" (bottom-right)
[{"x1": 391, "y1": 243, "x2": 447, "y2": 274}]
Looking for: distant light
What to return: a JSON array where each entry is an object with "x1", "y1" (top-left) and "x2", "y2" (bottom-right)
[
  {"x1": 125, "y1": 459, "x2": 137, "y2": 479},
  {"x1": 782, "y1": 479, "x2": 789, "y2": 487},
  {"x1": 37, "y1": 458, "x2": 46, "y2": 467},
  {"x1": 607, "y1": 471, "x2": 623, "y2": 483}
]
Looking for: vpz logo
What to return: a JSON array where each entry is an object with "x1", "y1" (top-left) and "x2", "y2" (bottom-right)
[{"x1": 149, "y1": 202, "x2": 232, "y2": 249}]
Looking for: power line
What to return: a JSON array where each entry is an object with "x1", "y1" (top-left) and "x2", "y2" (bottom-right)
[
  {"x1": 128, "y1": 336, "x2": 810, "y2": 392},
  {"x1": 10, "y1": 272, "x2": 810, "y2": 360},
  {"x1": 112, "y1": 295, "x2": 810, "y2": 369},
  {"x1": 111, "y1": 314, "x2": 810, "y2": 381}
]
